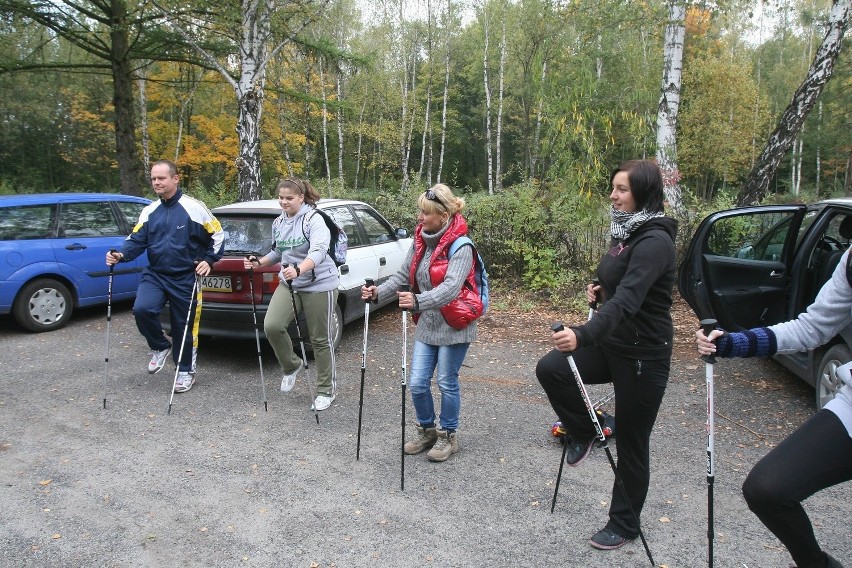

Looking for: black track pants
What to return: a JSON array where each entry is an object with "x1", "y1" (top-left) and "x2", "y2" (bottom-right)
[
  {"x1": 536, "y1": 346, "x2": 669, "y2": 539},
  {"x1": 742, "y1": 409, "x2": 852, "y2": 568}
]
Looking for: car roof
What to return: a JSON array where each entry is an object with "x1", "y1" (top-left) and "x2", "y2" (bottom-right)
[
  {"x1": 212, "y1": 198, "x2": 366, "y2": 216},
  {"x1": 0, "y1": 193, "x2": 151, "y2": 206},
  {"x1": 816, "y1": 198, "x2": 852, "y2": 208}
]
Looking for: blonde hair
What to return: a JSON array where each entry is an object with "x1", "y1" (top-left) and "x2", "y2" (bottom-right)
[{"x1": 417, "y1": 183, "x2": 465, "y2": 216}]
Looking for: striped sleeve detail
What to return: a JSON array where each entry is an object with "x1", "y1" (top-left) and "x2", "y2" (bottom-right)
[{"x1": 716, "y1": 327, "x2": 777, "y2": 358}]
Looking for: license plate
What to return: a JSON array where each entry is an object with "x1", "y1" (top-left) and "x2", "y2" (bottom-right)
[{"x1": 201, "y1": 275, "x2": 232, "y2": 292}]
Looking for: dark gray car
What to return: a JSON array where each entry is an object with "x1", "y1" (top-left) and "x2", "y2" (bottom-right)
[{"x1": 679, "y1": 198, "x2": 852, "y2": 408}]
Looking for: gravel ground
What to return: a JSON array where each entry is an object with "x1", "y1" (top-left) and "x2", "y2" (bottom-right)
[{"x1": 0, "y1": 298, "x2": 849, "y2": 568}]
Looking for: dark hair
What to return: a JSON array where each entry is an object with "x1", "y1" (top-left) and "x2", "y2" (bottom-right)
[
  {"x1": 151, "y1": 159, "x2": 178, "y2": 177},
  {"x1": 610, "y1": 160, "x2": 665, "y2": 213},
  {"x1": 277, "y1": 177, "x2": 321, "y2": 206}
]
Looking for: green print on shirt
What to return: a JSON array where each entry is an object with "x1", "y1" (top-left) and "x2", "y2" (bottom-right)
[{"x1": 276, "y1": 235, "x2": 307, "y2": 250}]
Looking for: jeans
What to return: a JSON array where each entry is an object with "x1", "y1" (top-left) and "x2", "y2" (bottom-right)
[{"x1": 408, "y1": 341, "x2": 470, "y2": 431}]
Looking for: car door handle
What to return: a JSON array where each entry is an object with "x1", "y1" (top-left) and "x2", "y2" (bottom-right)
[
  {"x1": 339, "y1": 265, "x2": 349, "y2": 275},
  {"x1": 379, "y1": 257, "x2": 387, "y2": 266},
  {"x1": 769, "y1": 270, "x2": 784, "y2": 277},
  {"x1": 65, "y1": 243, "x2": 86, "y2": 250}
]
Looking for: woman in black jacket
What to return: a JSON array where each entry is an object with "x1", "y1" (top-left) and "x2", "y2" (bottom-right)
[{"x1": 536, "y1": 159, "x2": 678, "y2": 551}]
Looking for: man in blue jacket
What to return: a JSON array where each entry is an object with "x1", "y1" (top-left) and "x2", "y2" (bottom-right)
[{"x1": 106, "y1": 160, "x2": 224, "y2": 393}]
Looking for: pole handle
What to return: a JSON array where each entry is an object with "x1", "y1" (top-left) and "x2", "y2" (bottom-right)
[
  {"x1": 700, "y1": 318, "x2": 719, "y2": 364},
  {"x1": 589, "y1": 278, "x2": 600, "y2": 310},
  {"x1": 551, "y1": 322, "x2": 565, "y2": 333},
  {"x1": 364, "y1": 278, "x2": 375, "y2": 304}
]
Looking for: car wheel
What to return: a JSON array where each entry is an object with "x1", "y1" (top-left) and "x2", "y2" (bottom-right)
[
  {"x1": 815, "y1": 344, "x2": 850, "y2": 409},
  {"x1": 13, "y1": 278, "x2": 74, "y2": 332},
  {"x1": 331, "y1": 302, "x2": 343, "y2": 350}
]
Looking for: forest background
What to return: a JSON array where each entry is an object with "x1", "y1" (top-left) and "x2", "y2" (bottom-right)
[{"x1": 0, "y1": 0, "x2": 849, "y2": 309}]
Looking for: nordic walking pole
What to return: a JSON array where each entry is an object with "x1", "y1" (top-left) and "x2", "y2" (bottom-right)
[
  {"x1": 399, "y1": 283, "x2": 411, "y2": 491},
  {"x1": 168, "y1": 276, "x2": 199, "y2": 415},
  {"x1": 246, "y1": 255, "x2": 268, "y2": 411},
  {"x1": 551, "y1": 322, "x2": 655, "y2": 567},
  {"x1": 701, "y1": 318, "x2": 719, "y2": 568},
  {"x1": 552, "y1": 278, "x2": 601, "y2": 512},
  {"x1": 286, "y1": 265, "x2": 318, "y2": 424},
  {"x1": 101, "y1": 251, "x2": 117, "y2": 409},
  {"x1": 356, "y1": 278, "x2": 375, "y2": 461}
]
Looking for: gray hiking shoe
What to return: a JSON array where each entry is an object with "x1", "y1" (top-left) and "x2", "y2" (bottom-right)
[
  {"x1": 404, "y1": 425, "x2": 438, "y2": 455},
  {"x1": 426, "y1": 429, "x2": 459, "y2": 462},
  {"x1": 148, "y1": 347, "x2": 172, "y2": 374}
]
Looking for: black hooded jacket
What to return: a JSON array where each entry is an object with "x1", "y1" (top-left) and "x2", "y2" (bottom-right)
[{"x1": 573, "y1": 216, "x2": 679, "y2": 360}]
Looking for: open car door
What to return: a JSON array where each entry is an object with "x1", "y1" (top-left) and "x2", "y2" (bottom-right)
[{"x1": 678, "y1": 205, "x2": 808, "y2": 330}]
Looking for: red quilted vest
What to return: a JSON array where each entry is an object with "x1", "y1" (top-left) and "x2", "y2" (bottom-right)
[{"x1": 409, "y1": 214, "x2": 482, "y2": 330}]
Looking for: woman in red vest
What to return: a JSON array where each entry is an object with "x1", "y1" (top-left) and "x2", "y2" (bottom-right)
[{"x1": 362, "y1": 184, "x2": 482, "y2": 462}]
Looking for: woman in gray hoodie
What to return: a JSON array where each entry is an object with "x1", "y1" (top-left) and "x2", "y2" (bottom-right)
[
  {"x1": 697, "y1": 250, "x2": 852, "y2": 568},
  {"x1": 245, "y1": 178, "x2": 340, "y2": 411}
]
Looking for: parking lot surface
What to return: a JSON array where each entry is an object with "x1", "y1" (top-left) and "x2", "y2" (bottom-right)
[{"x1": 1, "y1": 299, "x2": 849, "y2": 567}]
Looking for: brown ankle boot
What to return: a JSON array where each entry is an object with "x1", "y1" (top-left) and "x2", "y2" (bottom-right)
[
  {"x1": 403, "y1": 425, "x2": 437, "y2": 455},
  {"x1": 426, "y1": 429, "x2": 459, "y2": 462}
]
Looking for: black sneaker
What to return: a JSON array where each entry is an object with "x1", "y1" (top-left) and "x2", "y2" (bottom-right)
[
  {"x1": 564, "y1": 436, "x2": 595, "y2": 467},
  {"x1": 589, "y1": 527, "x2": 632, "y2": 550}
]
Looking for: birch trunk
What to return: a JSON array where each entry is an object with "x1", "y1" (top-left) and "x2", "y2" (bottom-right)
[
  {"x1": 495, "y1": 19, "x2": 506, "y2": 193},
  {"x1": 354, "y1": 99, "x2": 366, "y2": 190},
  {"x1": 655, "y1": 0, "x2": 686, "y2": 213},
  {"x1": 483, "y1": 12, "x2": 494, "y2": 195},
  {"x1": 531, "y1": 60, "x2": 546, "y2": 179},
  {"x1": 336, "y1": 73, "x2": 345, "y2": 187},
  {"x1": 816, "y1": 100, "x2": 822, "y2": 194},
  {"x1": 136, "y1": 66, "x2": 150, "y2": 176},
  {"x1": 437, "y1": 0, "x2": 452, "y2": 184},
  {"x1": 319, "y1": 58, "x2": 332, "y2": 190},
  {"x1": 738, "y1": 0, "x2": 850, "y2": 205},
  {"x1": 418, "y1": 0, "x2": 433, "y2": 185},
  {"x1": 277, "y1": 100, "x2": 295, "y2": 177}
]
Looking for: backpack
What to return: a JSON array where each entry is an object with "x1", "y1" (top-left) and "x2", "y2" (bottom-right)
[
  {"x1": 303, "y1": 208, "x2": 348, "y2": 267},
  {"x1": 449, "y1": 236, "x2": 490, "y2": 315}
]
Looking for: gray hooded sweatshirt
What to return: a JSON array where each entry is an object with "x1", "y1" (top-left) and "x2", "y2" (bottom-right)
[{"x1": 264, "y1": 203, "x2": 339, "y2": 293}]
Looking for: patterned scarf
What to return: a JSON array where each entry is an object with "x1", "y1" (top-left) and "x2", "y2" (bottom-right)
[{"x1": 610, "y1": 207, "x2": 665, "y2": 241}]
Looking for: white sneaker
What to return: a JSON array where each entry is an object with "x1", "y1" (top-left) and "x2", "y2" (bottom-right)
[
  {"x1": 280, "y1": 361, "x2": 304, "y2": 392},
  {"x1": 311, "y1": 394, "x2": 336, "y2": 411},
  {"x1": 174, "y1": 372, "x2": 196, "y2": 393},
  {"x1": 148, "y1": 347, "x2": 172, "y2": 374}
]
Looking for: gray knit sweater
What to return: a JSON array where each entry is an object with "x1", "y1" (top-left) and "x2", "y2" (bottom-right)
[{"x1": 376, "y1": 221, "x2": 477, "y2": 346}]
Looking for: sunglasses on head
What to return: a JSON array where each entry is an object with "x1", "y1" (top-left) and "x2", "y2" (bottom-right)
[{"x1": 424, "y1": 189, "x2": 449, "y2": 211}]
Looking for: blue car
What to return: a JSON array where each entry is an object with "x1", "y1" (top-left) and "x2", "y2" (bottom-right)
[{"x1": 0, "y1": 193, "x2": 151, "y2": 332}]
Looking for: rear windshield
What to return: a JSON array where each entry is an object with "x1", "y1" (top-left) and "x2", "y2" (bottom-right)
[{"x1": 219, "y1": 215, "x2": 276, "y2": 256}]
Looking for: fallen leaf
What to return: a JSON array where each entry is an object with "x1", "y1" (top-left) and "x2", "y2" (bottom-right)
[
  {"x1": 659, "y1": 517, "x2": 671, "y2": 523},
  {"x1": 51, "y1": 534, "x2": 61, "y2": 540},
  {"x1": 38, "y1": 479, "x2": 52, "y2": 486}
]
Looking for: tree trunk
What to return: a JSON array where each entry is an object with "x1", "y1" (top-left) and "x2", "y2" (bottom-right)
[
  {"x1": 495, "y1": 19, "x2": 506, "y2": 193},
  {"x1": 137, "y1": 65, "x2": 150, "y2": 176},
  {"x1": 816, "y1": 100, "x2": 822, "y2": 194},
  {"x1": 655, "y1": 0, "x2": 686, "y2": 213},
  {"x1": 319, "y1": 58, "x2": 332, "y2": 190},
  {"x1": 277, "y1": 100, "x2": 295, "y2": 177},
  {"x1": 418, "y1": 0, "x2": 433, "y2": 185},
  {"x1": 110, "y1": 0, "x2": 144, "y2": 196},
  {"x1": 483, "y1": 12, "x2": 494, "y2": 195},
  {"x1": 738, "y1": 0, "x2": 850, "y2": 205},
  {"x1": 355, "y1": 99, "x2": 366, "y2": 190},
  {"x1": 235, "y1": 85, "x2": 264, "y2": 201},
  {"x1": 437, "y1": 0, "x2": 452, "y2": 184},
  {"x1": 336, "y1": 73, "x2": 345, "y2": 187},
  {"x1": 531, "y1": 60, "x2": 546, "y2": 179}
]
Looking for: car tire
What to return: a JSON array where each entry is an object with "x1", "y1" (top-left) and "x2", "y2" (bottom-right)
[
  {"x1": 815, "y1": 344, "x2": 850, "y2": 409},
  {"x1": 13, "y1": 278, "x2": 74, "y2": 332}
]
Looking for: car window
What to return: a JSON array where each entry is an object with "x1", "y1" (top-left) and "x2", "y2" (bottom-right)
[
  {"x1": 219, "y1": 216, "x2": 276, "y2": 255},
  {"x1": 0, "y1": 204, "x2": 56, "y2": 240},
  {"x1": 323, "y1": 206, "x2": 364, "y2": 247},
  {"x1": 59, "y1": 202, "x2": 125, "y2": 237},
  {"x1": 707, "y1": 210, "x2": 797, "y2": 261},
  {"x1": 353, "y1": 206, "x2": 395, "y2": 245},
  {"x1": 115, "y1": 201, "x2": 146, "y2": 229}
]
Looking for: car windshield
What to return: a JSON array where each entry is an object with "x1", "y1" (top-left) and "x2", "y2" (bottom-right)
[{"x1": 219, "y1": 216, "x2": 275, "y2": 256}]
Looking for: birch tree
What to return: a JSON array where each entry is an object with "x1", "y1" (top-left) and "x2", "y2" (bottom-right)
[
  {"x1": 159, "y1": 0, "x2": 331, "y2": 201},
  {"x1": 482, "y1": 7, "x2": 495, "y2": 195},
  {"x1": 436, "y1": 0, "x2": 453, "y2": 184},
  {"x1": 495, "y1": 18, "x2": 506, "y2": 192},
  {"x1": 655, "y1": 0, "x2": 686, "y2": 213},
  {"x1": 738, "y1": 0, "x2": 850, "y2": 205}
]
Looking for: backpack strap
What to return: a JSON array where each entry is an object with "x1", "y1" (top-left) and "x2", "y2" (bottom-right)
[{"x1": 449, "y1": 236, "x2": 473, "y2": 258}]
